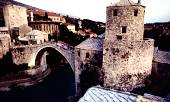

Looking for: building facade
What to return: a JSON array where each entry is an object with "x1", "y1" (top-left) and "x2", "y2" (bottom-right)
[
  {"x1": 27, "y1": 10, "x2": 66, "y2": 23},
  {"x1": 0, "y1": 1, "x2": 29, "y2": 43},
  {"x1": 66, "y1": 23, "x2": 76, "y2": 33},
  {"x1": 75, "y1": 37, "x2": 104, "y2": 94},
  {"x1": 28, "y1": 21, "x2": 60, "y2": 38},
  {"x1": 102, "y1": 0, "x2": 154, "y2": 91},
  {"x1": 3, "y1": 4, "x2": 28, "y2": 29},
  {"x1": 25, "y1": 30, "x2": 48, "y2": 44}
]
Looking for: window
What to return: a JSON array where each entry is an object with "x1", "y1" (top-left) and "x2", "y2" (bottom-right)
[
  {"x1": 122, "y1": 26, "x2": 127, "y2": 33},
  {"x1": 86, "y1": 52, "x2": 90, "y2": 58},
  {"x1": 78, "y1": 51, "x2": 80, "y2": 57},
  {"x1": 116, "y1": 35, "x2": 122, "y2": 40},
  {"x1": 113, "y1": 9, "x2": 118, "y2": 16},
  {"x1": 134, "y1": 9, "x2": 138, "y2": 16}
]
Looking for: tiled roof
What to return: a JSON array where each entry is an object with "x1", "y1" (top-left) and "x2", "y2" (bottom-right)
[
  {"x1": 114, "y1": 0, "x2": 138, "y2": 6},
  {"x1": 76, "y1": 38, "x2": 104, "y2": 51},
  {"x1": 79, "y1": 86, "x2": 166, "y2": 102},
  {"x1": 26, "y1": 30, "x2": 47, "y2": 35},
  {"x1": 153, "y1": 47, "x2": 170, "y2": 64},
  {"x1": 97, "y1": 33, "x2": 105, "y2": 39},
  {"x1": 32, "y1": 10, "x2": 59, "y2": 17}
]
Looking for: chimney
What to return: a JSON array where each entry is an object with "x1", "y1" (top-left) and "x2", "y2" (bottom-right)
[
  {"x1": 138, "y1": 0, "x2": 141, "y2": 4},
  {"x1": 30, "y1": 11, "x2": 33, "y2": 21}
]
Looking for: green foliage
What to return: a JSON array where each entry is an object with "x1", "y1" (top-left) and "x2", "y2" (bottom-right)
[
  {"x1": 64, "y1": 16, "x2": 105, "y2": 35},
  {"x1": 59, "y1": 24, "x2": 89, "y2": 46}
]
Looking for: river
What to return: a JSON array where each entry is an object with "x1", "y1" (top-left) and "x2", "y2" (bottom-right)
[{"x1": 0, "y1": 64, "x2": 76, "y2": 102}]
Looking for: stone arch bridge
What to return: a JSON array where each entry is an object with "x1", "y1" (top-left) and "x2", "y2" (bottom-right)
[{"x1": 10, "y1": 42, "x2": 75, "y2": 71}]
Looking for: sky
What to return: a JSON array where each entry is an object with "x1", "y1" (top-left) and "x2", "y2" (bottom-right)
[{"x1": 15, "y1": 0, "x2": 170, "y2": 23}]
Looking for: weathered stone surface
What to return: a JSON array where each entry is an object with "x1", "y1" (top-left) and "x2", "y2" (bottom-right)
[
  {"x1": 0, "y1": 34, "x2": 10, "y2": 58},
  {"x1": 75, "y1": 38, "x2": 103, "y2": 84},
  {"x1": 106, "y1": 5, "x2": 145, "y2": 41},
  {"x1": 19, "y1": 24, "x2": 32, "y2": 37},
  {"x1": 3, "y1": 4, "x2": 27, "y2": 29},
  {"x1": 103, "y1": 39, "x2": 154, "y2": 91},
  {"x1": 10, "y1": 43, "x2": 75, "y2": 71},
  {"x1": 102, "y1": 2, "x2": 154, "y2": 91}
]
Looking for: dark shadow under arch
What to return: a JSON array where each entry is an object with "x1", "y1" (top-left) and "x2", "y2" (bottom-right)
[
  {"x1": 34, "y1": 47, "x2": 76, "y2": 99},
  {"x1": 35, "y1": 47, "x2": 70, "y2": 68}
]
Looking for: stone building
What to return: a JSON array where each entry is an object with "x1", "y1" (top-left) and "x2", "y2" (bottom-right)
[
  {"x1": 28, "y1": 21, "x2": 60, "y2": 39},
  {"x1": 24, "y1": 30, "x2": 48, "y2": 44},
  {"x1": 27, "y1": 10, "x2": 66, "y2": 23},
  {"x1": 0, "y1": 1, "x2": 29, "y2": 42},
  {"x1": 102, "y1": 0, "x2": 154, "y2": 91},
  {"x1": 0, "y1": 27, "x2": 9, "y2": 35},
  {"x1": 66, "y1": 23, "x2": 76, "y2": 33},
  {"x1": 75, "y1": 37, "x2": 104, "y2": 91},
  {"x1": 0, "y1": 34, "x2": 11, "y2": 59},
  {"x1": 2, "y1": 4, "x2": 28, "y2": 29}
]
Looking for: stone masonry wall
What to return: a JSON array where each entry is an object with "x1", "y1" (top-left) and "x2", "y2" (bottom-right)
[
  {"x1": 75, "y1": 48, "x2": 103, "y2": 95},
  {"x1": 75, "y1": 48, "x2": 103, "y2": 84},
  {"x1": 102, "y1": 3, "x2": 154, "y2": 92},
  {"x1": 11, "y1": 43, "x2": 75, "y2": 71},
  {"x1": 11, "y1": 46, "x2": 34, "y2": 65},
  {"x1": 105, "y1": 5, "x2": 145, "y2": 41},
  {"x1": 103, "y1": 39, "x2": 154, "y2": 91},
  {"x1": 0, "y1": 35, "x2": 11, "y2": 58},
  {"x1": 3, "y1": 4, "x2": 28, "y2": 29}
]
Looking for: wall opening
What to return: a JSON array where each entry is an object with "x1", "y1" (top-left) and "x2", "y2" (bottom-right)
[
  {"x1": 78, "y1": 50, "x2": 80, "y2": 57},
  {"x1": 0, "y1": 7, "x2": 5, "y2": 27},
  {"x1": 116, "y1": 35, "x2": 122, "y2": 40},
  {"x1": 86, "y1": 52, "x2": 90, "y2": 58},
  {"x1": 122, "y1": 26, "x2": 127, "y2": 33},
  {"x1": 113, "y1": 9, "x2": 118, "y2": 16},
  {"x1": 134, "y1": 9, "x2": 138, "y2": 16}
]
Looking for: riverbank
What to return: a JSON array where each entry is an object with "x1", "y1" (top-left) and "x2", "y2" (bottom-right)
[{"x1": 0, "y1": 65, "x2": 51, "y2": 91}]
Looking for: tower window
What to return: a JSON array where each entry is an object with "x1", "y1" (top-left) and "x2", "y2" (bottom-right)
[
  {"x1": 116, "y1": 35, "x2": 122, "y2": 40},
  {"x1": 113, "y1": 9, "x2": 118, "y2": 16},
  {"x1": 122, "y1": 26, "x2": 127, "y2": 33},
  {"x1": 134, "y1": 9, "x2": 138, "y2": 16},
  {"x1": 86, "y1": 52, "x2": 90, "y2": 58}
]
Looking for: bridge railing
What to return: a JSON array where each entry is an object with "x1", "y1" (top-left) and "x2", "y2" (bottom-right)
[
  {"x1": 11, "y1": 41, "x2": 75, "y2": 52},
  {"x1": 56, "y1": 41, "x2": 75, "y2": 51}
]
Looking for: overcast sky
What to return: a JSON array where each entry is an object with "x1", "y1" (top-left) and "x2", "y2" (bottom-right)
[{"x1": 15, "y1": 0, "x2": 170, "y2": 23}]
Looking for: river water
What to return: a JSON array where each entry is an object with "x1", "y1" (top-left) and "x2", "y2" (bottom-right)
[{"x1": 0, "y1": 64, "x2": 76, "y2": 102}]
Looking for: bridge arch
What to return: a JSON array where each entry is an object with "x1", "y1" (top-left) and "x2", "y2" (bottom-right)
[{"x1": 28, "y1": 44, "x2": 74, "y2": 72}]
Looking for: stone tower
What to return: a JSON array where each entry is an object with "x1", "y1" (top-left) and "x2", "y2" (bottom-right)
[{"x1": 102, "y1": 0, "x2": 154, "y2": 91}]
